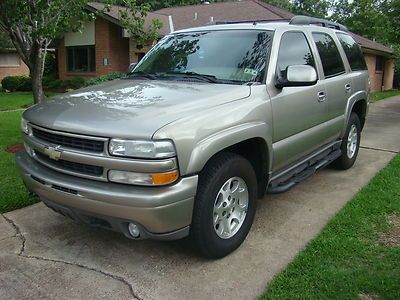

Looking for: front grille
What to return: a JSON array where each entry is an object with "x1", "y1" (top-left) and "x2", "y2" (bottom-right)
[
  {"x1": 32, "y1": 127, "x2": 104, "y2": 153},
  {"x1": 36, "y1": 152, "x2": 104, "y2": 177}
]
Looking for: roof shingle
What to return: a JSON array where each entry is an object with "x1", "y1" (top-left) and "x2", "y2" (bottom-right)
[{"x1": 88, "y1": 0, "x2": 393, "y2": 55}]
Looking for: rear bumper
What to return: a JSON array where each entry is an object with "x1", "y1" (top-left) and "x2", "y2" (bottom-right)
[{"x1": 16, "y1": 151, "x2": 198, "y2": 240}]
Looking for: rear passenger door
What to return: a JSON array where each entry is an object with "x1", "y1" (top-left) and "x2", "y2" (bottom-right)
[
  {"x1": 311, "y1": 32, "x2": 351, "y2": 140},
  {"x1": 270, "y1": 31, "x2": 329, "y2": 172}
]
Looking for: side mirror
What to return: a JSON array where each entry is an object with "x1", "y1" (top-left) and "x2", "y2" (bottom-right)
[
  {"x1": 276, "y1": 65, "x2": 317, "y2": 88},
  {"x1": 128, "y1": 63, "x2": 137, "y2": 73}
]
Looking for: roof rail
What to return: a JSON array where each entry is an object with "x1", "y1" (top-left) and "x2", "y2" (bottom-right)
[
  {"x1": 215, "y1": 19, "x2": 289, "y2": 26},
  {"x1": 290, "y1": 15, "x2": 348, "y2": 32}
]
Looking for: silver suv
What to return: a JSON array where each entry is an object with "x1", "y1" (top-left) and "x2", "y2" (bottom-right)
[{"x1": 17, "y1": 16, "x2": 369, "y2": 258}]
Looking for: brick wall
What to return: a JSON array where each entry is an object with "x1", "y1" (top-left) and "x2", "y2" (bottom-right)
[
  {"x1": 383, "y1": 59, "x2": 394, "y2": 91},
  {"x1": 58, "y1": 18, "x2": 129, "y2": 80},
  {"x1": 0, "y1": 60, "x2": 29, "y2": 82},
  {"x1": 364, "y1": 52, "x2": 394, "y2": 92},
  {"x1": 365, "y1": 53, "x2": 383, "y2": 92}
]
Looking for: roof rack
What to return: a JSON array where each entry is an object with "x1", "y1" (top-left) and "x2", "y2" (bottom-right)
[
  {"x1": 215, "y1": 19, "x2": 289, "y2": 26},
  {"x1": 290, "y1": 15, "x2": 348, "y2": 31}
]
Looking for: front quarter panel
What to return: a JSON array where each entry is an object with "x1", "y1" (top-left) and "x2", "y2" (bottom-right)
[{"x1": 153, "y1": 85, "x2": 273, "y2": 176}]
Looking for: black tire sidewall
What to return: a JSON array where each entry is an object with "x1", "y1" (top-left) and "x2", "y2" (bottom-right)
[
  {"x1": 338, "y1": 113, "x2": 361, "y2": 169},
  {"x1": 192, "y1": 154, "x2": 257, "y2": 258}
]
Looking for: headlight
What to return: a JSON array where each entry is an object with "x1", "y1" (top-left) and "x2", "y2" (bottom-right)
[
  {"x1": 21, "y1": 117, "x2": 29, "y2": 134},
  {"x1": 108, "y1": 170, "x2": 179, "y2": 186},
  {"x1": 109, "y1": 139, "x2": 176, "y2": 159}
]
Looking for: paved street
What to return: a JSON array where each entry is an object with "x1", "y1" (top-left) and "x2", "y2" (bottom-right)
[{"x1": 1, "y1": 97, "x2": 399, "y2": 300}]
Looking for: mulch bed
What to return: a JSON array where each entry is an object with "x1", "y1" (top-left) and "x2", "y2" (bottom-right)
[{"x1": 5, "y1": 143, "x2": 24, "y2": 154}]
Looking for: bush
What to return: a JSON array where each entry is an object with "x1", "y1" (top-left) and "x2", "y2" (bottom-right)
[
  {"x1": 44, "y1": 77, "x2": 85, "y2": 92},
  {"x1": 85, "y1": 72, "x2": 125, "y2": 87},
  {"x1": 1, "y1": 76, "x2": 32, "y2": 92}
]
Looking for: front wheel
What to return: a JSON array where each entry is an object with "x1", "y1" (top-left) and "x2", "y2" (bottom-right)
[
  {"x1": 190, "y1": 153, "x2": 257, "y2": 259},
  {"x1": 333, "y1": 112, "x2": 361, "y2": 170}
]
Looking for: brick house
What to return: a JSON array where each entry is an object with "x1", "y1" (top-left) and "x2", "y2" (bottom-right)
[
  {"x1": 0, "y1": 49, "x2": 29, "y2": 82},
  {"x1": 57, "y1": 2, "x2": 170, "y2": 80},
  {"x1": 57, "y1": 0, "x2": 395, "y2": 91}
]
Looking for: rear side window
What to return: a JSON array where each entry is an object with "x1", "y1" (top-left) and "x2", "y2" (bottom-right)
[
  {"x1": 336, "y1": 33, "x2": 367, "y2": 71},
  {"x1": 277, "y1": 31, "x2": 315, "y2": 79},
  {"x1": 312, "y1": 32, "x2": 345, "y2": 78}
]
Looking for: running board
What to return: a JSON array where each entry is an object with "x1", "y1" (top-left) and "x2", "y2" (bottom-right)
[{"x1": 267, "y1": 148, "x2": 342, "y2": 194}]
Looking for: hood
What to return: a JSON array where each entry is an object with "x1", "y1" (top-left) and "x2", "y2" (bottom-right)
[{"x1": 24, "y1": 79, "x2": 251, "y2": 139}]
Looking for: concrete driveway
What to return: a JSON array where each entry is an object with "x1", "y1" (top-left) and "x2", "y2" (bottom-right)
[{"x1": 1, "y1": 97, "x2": 399, "y2": 300}]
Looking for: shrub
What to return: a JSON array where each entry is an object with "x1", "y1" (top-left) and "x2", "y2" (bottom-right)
[
  {"x1": 85, "y1": 72, "x2": 125, "y2": 87},
  {"x1": 44, "y1": 77, "x2": 85, "y2": 92},
  {"x1": 1, "y1": 76, "x2": 32, "y2": 92}
]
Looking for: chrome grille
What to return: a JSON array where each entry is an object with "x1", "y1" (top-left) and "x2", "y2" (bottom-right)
[
  {"x1": 32, "y1": 127, "x2": 104, "y2": 153},
  {"x1": 36, "y1": 152, "x2": 104, "y2": 177}
]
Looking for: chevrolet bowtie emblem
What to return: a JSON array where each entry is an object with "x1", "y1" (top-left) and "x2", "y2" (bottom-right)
[{"x1": 43, "y1": 146, "x2": 62, "y2": 161}]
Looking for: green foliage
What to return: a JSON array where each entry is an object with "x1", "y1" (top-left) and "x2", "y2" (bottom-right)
[
  {"x1": 330, "y1": 0, "x2": 399, "y2": 88},
  {"x1": 369, "y1": 89, "x2": 400, "y2": 102},
  {"x1": 262, "y1": 0, "x2": 293, "y2": 10},
  {"x1": 44, "y1": 77, "x2": 86, "y2": 91},
  {"x1": 0, "y1": 28, "x2": 13, "y2": 51},
  {"x1": 43, "y1": 52, "x2": 58, "y2": 78},
  {"x1": 85, "y1": 72, "x2": 125, "y2": 86},
  {"x1": 0, "y1": 92, "x2": 33, "y2": 111},
  {"x1": 291, "y1": 0, "x2": 330, "y2": 18},
  {"x1": 1, "y1": 76, "x2": 32, "y2": 92},
  {"x1": 0, "y1": 111, "x2": 39, "y2": 212},
  {"x1": 111, "y1": 0, "x2": 163, "y2": 47}
]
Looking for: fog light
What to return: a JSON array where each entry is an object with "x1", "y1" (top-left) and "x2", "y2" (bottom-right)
[{"x1": 128, "y1": 223, "x2": 140, "y2": 238}]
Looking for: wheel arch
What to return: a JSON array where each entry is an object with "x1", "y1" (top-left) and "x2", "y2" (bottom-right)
[{"x1": 195, "y1": 136, "x2": 271, "y2": 199}]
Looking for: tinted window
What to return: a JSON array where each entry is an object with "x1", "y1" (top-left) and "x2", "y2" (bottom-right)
[
  {"x1": 134, "y1": 30, "x2": 273, "y2": 83},
  {"x1": 277, "y1": 31, "x2": 315, "y2": 79},
  {"x1": 336, "y1": 33, "x2": 367, "y2": 71},
  {"x1": 312, "y1": 33, "x2": 345, "y2": 78}
]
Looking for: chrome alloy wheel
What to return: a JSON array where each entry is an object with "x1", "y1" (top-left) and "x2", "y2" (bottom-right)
[
  {"x1": 347, "y1": 124, "x2": 358, "y2": 159},
  {"x1": 212, "y1": 177, "x2": 249, "y2": 239}
]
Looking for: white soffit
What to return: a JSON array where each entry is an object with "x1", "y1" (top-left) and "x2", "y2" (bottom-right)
[{"x1": 65, "y1": 21, "x2": 95, "y2": 46}]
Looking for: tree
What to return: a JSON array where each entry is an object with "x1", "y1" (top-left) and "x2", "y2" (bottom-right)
[
  {"x1": 116, "y1": 0, "x2": 162, "y2": 47},
  {"x1": 0, "y1": 28, "x2": 13, "y2": 51},
  {"x1": 0, "y1": 0, "x2": 163, "y2": 104},
  {"x1": 0, "y1": 0, "x2": 92, "y2": 103},
  {"x1": 292, "y1": 0, "x2": 330, "y2": 18}
]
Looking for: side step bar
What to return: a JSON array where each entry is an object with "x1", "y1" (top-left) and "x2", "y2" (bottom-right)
[{"x1": 267, "y1": 146, "x2": 342, "y2": 194}]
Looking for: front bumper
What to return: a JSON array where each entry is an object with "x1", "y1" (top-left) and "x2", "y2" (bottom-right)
[{"x1": 16, "y1": 151, "x2": 198, "y2": 240}]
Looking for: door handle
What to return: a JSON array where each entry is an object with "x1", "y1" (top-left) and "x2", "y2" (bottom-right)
[
  {"x1": 345, "y1": 84, "x2": 352, "y2": 93},
  {"x1": 317, "y1": 91, "x2": 326, "y2": 102}
]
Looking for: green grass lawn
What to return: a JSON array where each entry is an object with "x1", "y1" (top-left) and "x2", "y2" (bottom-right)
[
  {"x1": 370, "y1": 89, "x2": 400, "y2": 102},
  {"x1": 0, "y1": 92, "x2": 33, "y2": 111},
  {"x1": 0, "y1": 92, "x2": 59, "y2": 111},
  {"x1": 261, "y1": 154, "x2": 400, "y2": 299},
  {"x1": 0, "y1": 111, "x2": 38, "y2": 213}
]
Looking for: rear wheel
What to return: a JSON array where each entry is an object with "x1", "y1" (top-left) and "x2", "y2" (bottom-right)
[
  {"x1": 333, "y1": 112, "x2": 361, "y2": 170},
  {"x1": 190, "y1": 153, "x2": 257, "y2": 259}
]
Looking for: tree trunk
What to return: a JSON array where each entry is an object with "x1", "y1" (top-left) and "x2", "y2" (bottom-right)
[{"x1": 30, "y1": 44, "x2": 46, "y2": 104}]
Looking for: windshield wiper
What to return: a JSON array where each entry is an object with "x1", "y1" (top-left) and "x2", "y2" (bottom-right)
[
  {"x1": 165, "y1": 71, "x2": 219, "y2": 83},
  {"x1": 127, "y1": 71, "x2": 158, "y2": 80}
]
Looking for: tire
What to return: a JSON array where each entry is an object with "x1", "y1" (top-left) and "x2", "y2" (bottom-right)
[
  {"x1": 190, "y1": 152, "x2": 257, "y2": 259},
  {"x1": 333, "y1": 112, "x2": 361, "y2": 170}
]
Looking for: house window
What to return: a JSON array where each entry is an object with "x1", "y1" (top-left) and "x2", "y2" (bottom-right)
[
  {"x1": 67, "y1": 46, "x2": 95, "y2": 72},
  {"x1": 375, "y1": 56, "x2": 384, "y2": 72},
  {"x1": 0, "y1": 53, "x2": 21, "y2": 67}
]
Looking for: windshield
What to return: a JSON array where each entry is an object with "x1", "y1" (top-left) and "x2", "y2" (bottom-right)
[{"x1": 131, "y1": 30, "x2": 273, "y2": 84}]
